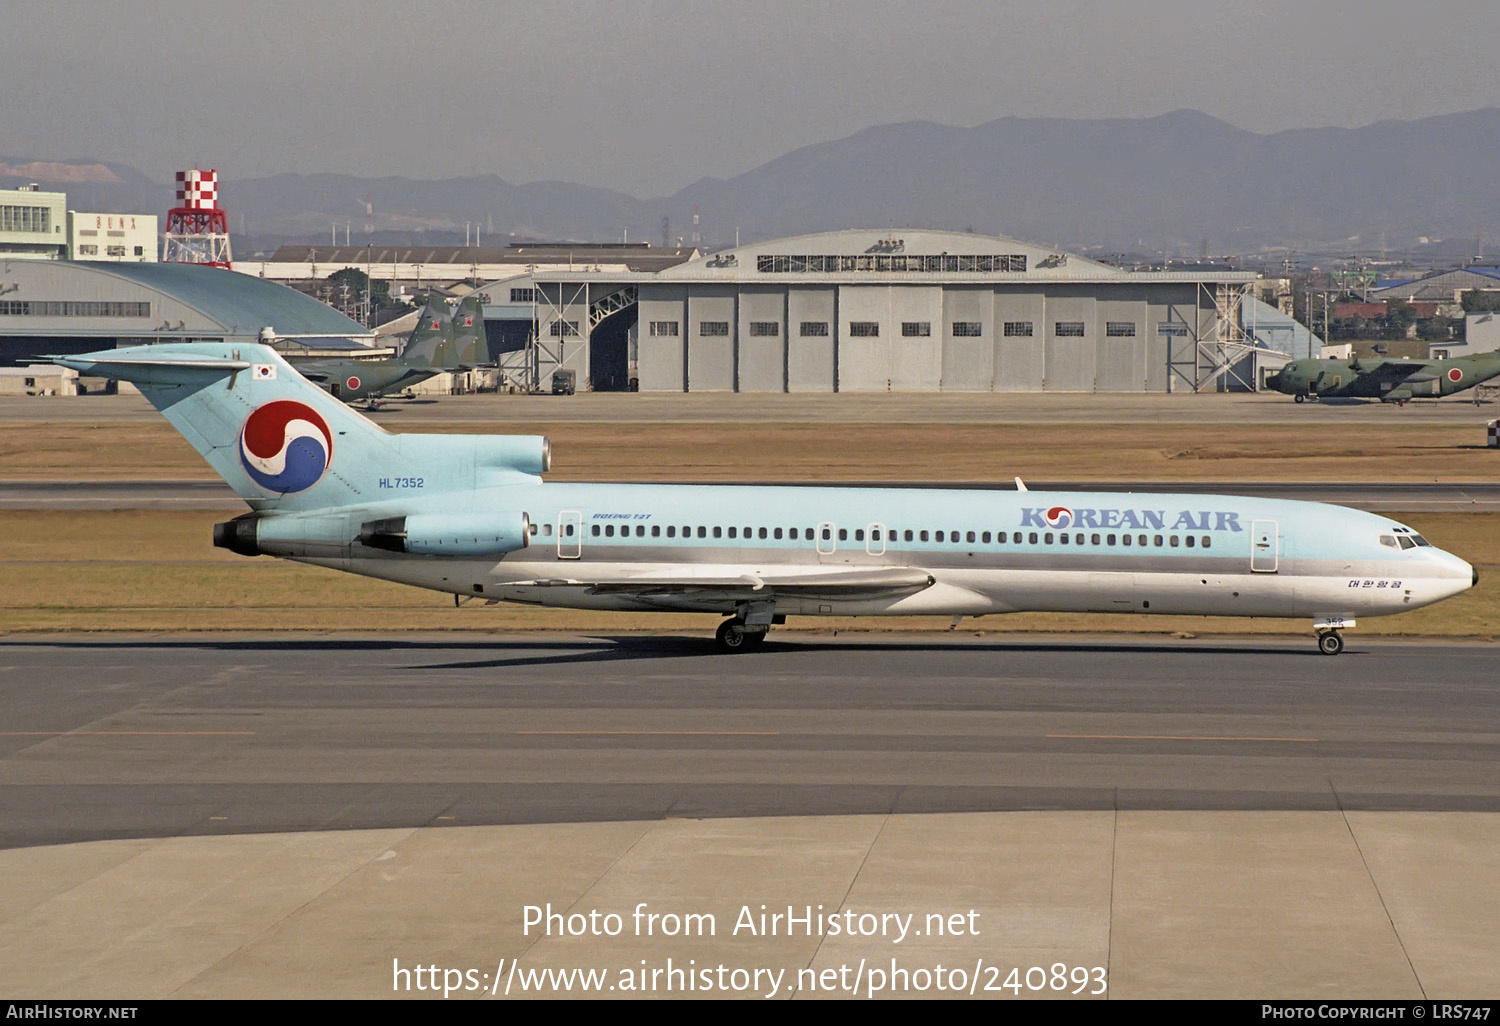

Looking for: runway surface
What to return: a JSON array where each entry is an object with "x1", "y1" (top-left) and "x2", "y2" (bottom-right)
[
  {"x1": 3, "y1": 632, "x2": 1499, "y2": 999},
  {"x1": 6, "y1": 479, "x2": 1500, "y2": 511},
  {"x1": 3, "y1": 632, "x2": 1498, "y2": 848}
]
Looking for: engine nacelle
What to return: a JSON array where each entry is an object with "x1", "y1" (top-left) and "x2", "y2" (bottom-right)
[{"x1": 358, "y1": 512, "x2": 531, "y2": 556}]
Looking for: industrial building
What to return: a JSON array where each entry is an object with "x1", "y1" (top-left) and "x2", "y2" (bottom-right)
[
  {"x1": 66, "y1": 212, "x2": 158, "y2": 262},
  {"x1": 480, "y1": 229, "x2": 1267, "y2": 393},
  {"x1": 1, "y1": 185, "x2": 67, "y2": 260},
  {"x1": 3, "y1": 185, "x2": 160, "y2": 263},
  {"x1": 0, "y1": 259, "x2": 370, "y2": 367}
]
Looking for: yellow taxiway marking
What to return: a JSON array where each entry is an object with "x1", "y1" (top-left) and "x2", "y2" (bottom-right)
[
  {"x1": 513, "y1": 730, "x2": 781, "y2": 736},
  {"x1": 0, "y1": 731, "x2": 256, "y2": 736},
  {"x1": 1048, "y1": 733, "x2": 1318, "y2": 743}
]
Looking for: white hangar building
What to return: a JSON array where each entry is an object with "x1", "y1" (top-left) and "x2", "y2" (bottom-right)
[{"x1": 486, "y1": 229, "x2": 1265, "y2": 393}]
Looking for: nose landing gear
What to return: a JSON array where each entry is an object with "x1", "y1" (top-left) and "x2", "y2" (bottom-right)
[{"x1": 1313, "y1": 617, "x2": 1353, "y2": 656}]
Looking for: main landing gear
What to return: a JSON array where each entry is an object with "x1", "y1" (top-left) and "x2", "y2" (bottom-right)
[
  {"x1": 714, "y1": 601, "x2": 779, "y2": 651},
  {"x1": 715, "y1": 618, "x2": 767, "y2": 651}
]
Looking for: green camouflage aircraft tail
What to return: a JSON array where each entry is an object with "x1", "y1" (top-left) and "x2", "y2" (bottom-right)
[
  {"x1": 449, "y1": 294, "x2": 490, "y2": 366},
  {"x1": 398, "y1": 299, "x2": 458, "y2": 369}
]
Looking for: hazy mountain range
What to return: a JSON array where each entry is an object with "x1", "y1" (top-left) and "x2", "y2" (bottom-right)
[{"x1": 7, "y1": 108, "x2": 1500, "y2": 255}]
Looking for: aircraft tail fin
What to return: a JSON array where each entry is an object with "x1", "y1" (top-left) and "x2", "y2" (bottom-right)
[
  {"x1": 449, "y1": 293, "x2": 489, "y2": 366},
  {"x1": 50, "y1": 342, "x2": 549, "y2": 515},
  {"x1": 398, "y1": 298, "x2": 458, "y2": 370},
  {"x1": 51, "y1": 343, "x2": 396, "y2": 513}
]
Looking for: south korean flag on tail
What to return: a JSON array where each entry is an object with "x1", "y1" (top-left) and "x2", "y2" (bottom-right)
[{"x1": 252, "y1": 364, "x2": 277, "y2": 381}]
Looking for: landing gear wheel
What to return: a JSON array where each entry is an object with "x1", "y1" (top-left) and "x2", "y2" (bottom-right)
[
  {"x1": 1294, "y1": 393, "x2": 1306, "y2": 403},
  {"x1": 716, "y1": 619, "x2": 749, "y2": 652},
  {"x1": 1317, "y1": 631, "x2": 1344, "y2": 656}
]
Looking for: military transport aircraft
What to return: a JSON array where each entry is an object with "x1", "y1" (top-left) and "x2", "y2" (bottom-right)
[
  {"x1": 1266, "y1": 350, "x2": 1500, "y2": 403},
  {"x1": 50, "y1": 343, "x2": 1478, "y2": 655},
  {"x1": 289, "y1": 297, "x2": 480, "y2": 405}
]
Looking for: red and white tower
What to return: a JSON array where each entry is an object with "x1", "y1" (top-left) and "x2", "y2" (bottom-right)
[{"x1": 162, "y1": 169, "x2": 232, "y2": 268}]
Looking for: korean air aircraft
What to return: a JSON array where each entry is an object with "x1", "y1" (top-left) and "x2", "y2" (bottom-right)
[{"x1": 53, "y1": 343, "x2": 1477, "y2": 655}]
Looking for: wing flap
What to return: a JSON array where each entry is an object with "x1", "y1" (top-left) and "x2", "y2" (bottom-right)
[{"x1": 507, "y1": 565, "x2": 935, "y2": 598}]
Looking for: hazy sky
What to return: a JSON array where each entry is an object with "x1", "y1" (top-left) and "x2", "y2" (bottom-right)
[{"x1": 6, "y1": 0, "x2": 1500, "y2": 195}]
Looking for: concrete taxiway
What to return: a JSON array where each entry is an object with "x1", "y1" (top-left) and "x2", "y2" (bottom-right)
[
  {"x1": 1, "y1": 632, "x2": 1497, "y2": 999},
  {"x1": 6, "y1": 479, "x2": 1500, "y2": 511}
]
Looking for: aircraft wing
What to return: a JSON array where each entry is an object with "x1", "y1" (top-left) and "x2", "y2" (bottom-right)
[
  {"x1": 508, "y1": 565, "x2": 935, "y2": 600},
  {"x1": 1364, "y1": 362, "x2": 1434, "y2": 383}
]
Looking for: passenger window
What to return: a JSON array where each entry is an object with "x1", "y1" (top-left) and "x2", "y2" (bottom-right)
[
  {"x1": 1106, "y1": 534, "x2": 1115, "y2": 546},
  {"x1": 920, "y1": 530, "x2": 930, "y2": 542},
  {"x1": 728, "y1": 527, "x2": 737, "y2": 539},
  {"x1": 1185, "y1": 536, "x2": 1195, "y2": 548},
  {"x1": 855, "y1": 529, "x2": 865, "y2": 541},
  {"x1": 1059, "y1": 533, "x2": 1070, "y2": 545},
  {"x1": 759, "y1": 527, "x2": 767, "y2": 539},
  {"x1": 713, "y1": 527, "x2": 722, "y2": 538},
  {"x1": 697, "y1": 526, "x2": 706, "y2": 538},
  {"x1": 982, "y1": 531, "x2": 991, "y2": 543},
  {"x1": 905, "y1": 530, "x2": 914, "y2": 542},
  {"x1": 1014, "y1": 532, "x2": 1023, "y2": 543},
  {"x1": 652, "y1": 525, "x2": 660, "y2": 537},
  {"x1": 542, "y1": 523, "x2": 553, "y2": 536},
  {"x1": 1138, "y1": 534, "x2": 1148, "y2": 547},
  {"x1": 774, "y1": 527, "x2": 783, "y2": 539},
  {"x1": 605, "y1": 525, "x2": 615, "y2": 537},
  {"x1": 743, "y1": 527, "x2": 751, "y2": 537},
  {"x1": 1122, "y1": 534, "x2": 1131, "y2": 546},
  {"x1": 1044, "y1": 532, "x2": 1054, "y2": 544},
  {"x1": 967, "y1": 531, "x2": 976, "y2": 543},
  {"x1": 667, "y1": 526, "x2": 676, "y2": 538},
  {"x1": 1202, "y1": 536, "x2": 1210, "y2": 548},
  {"x1": 530, "y1": 523, "x2": 538, "y2": 536},
  {"x1": 1170, "y1": 535, "x2": 1179, "y2": 548},
  {"x1": 637, "y1": 525, "x2": 645, "y2": 537},
  {"x1": 565, "y1": 524, "x2": 574, "y2": 537},
  {"x1": 838, "y1": 529, "x2": 847, "y2": 541},
  {"x1": 1028, "y1": 532, "x2": 1037, "y2": 544},
  {"x1": 591, "y1": 524, "x2": 600, "y2": 537},
  {"x1": 790, "y1": 528, "x2": 799, "y2": 540},
  {"x1": 1154, "y1": 535, "x2": 1163, "y2": 547}
]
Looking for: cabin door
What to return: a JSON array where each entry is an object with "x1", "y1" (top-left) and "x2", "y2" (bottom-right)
[
  {"x1": 866, "y1": 522, "x2": 888, "y2": 557},
  {"x1": 557, "y1": 510, "x2": 582, "y2": 559},
  {"x1": 1250, "y1": 519, "x2": 1279, "y2": 573},
  {"x1": 816, "y1": 520, "x2": 839, "y2": 563}
]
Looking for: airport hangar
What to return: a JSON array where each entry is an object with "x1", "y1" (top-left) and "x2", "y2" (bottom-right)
[
  {"x1": 0, "y1": 259, "x2": 374, "y2": 371},
  {"x1": 478, "y1": 229, "x2": 1271, "y2": 394}
]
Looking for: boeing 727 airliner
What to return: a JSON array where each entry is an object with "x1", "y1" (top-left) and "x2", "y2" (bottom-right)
[{"x1": 53, "y1": 343, "x2": 1477, "y2": 654}]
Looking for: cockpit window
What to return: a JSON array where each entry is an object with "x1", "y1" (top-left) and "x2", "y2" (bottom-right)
[
  {"x1": 1397, "y1": 535, "x2": 1415, "y2": 549},
  {"x1": 1379, "y1": 535, "x2": 1398, "y2": 548},
  {"x1": 1411, "y1": 534, "x2": 1431, "y2": 546}
]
